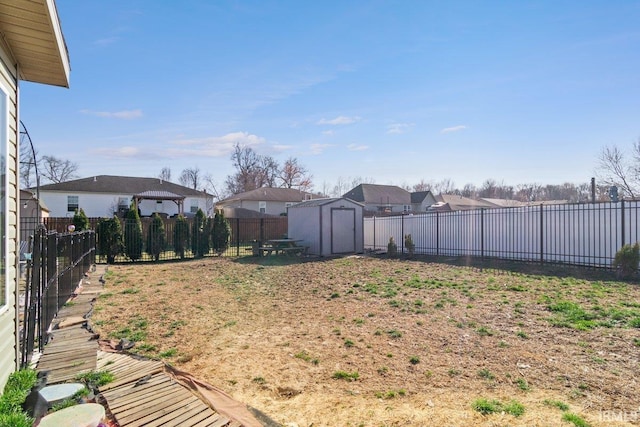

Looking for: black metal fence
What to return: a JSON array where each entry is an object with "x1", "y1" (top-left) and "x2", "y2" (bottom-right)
[
  {"x1": 365, "y1": 201, "x2": 640, "y2": 268},
  {"x1": 21, "y1": 228, "x2": 95, "y2": 367},
  {"x1": 21, "y1": 216, "x2": 289, "y2": 263}
]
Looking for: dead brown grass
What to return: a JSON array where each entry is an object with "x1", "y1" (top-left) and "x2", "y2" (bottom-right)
[{"x1": 91, "y1": 256, "x2": 640, "y2": 427}]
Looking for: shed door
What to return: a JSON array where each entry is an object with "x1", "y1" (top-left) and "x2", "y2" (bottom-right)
[{"x1": 331, "y1": 208, "x2": 356, "y2": 254}]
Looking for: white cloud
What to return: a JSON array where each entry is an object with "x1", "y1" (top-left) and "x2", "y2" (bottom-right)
[
  {"x1": 93, "y1": 37, "x2": 119, "y2": 47},
  {"x1": 386, "y1": 123, "x2": 413, "y2": 134},
  {"x1": 440, "y1": 125, "x2": 467, "y2": 134},
  {"x1": 317, "y1": 116, "x2": 361, "y2": 125},
  {"x1": 347, "y1": 144, "x2": 369, "y2": 151},
  {"x1": 322, "y1": 130, "x2": 334, "y2": 136},
  {"x1": 170, "y1": 131, "x2": 266, "y2": 157},
  {"x1": 80, "y1": 109, "x2": 143, "y2": 120},
  {"x1": 272, "y1": 144, "x2": 293, "y2": 152},
  {"x1": 310, "y1": 143, "x2": 334, "y2": 155},
  {"x1": 90, "y1": 146, "x2": 162, "y2": 160}
]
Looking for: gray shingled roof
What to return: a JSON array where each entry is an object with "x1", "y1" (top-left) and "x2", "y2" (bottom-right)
[
  {"x1": 37, "y1": 175, "x2": 207, "y2": 197},
  {"x1": 218, "y1": 187, "x2": 316, "y2": 203},
  {"x1": 410, "y1": 191, "x2": 433, "y2": 204},
  {"x1": 288, "y1": 197, "x2": 364, "y2": 208},
  {"x1": 343, "y1": 184, "x2": 410, "y2": 205}
]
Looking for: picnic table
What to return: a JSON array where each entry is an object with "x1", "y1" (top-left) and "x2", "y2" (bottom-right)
[{"x1": 258, "y1": 239, "x2": 308, "y2": 256}]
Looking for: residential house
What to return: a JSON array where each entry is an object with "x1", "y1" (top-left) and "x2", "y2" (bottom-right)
[
  {"x1": 0, "y1": 0, "x2": 70, "y2": 390},
  {"x1": 216, "y1": 187, "x2": 317, "y2": 216},
  {"x1": 343, "y1": 184, "x2": 412, "y2": 214},
  {"x1": 429, "y1": 194, "x2": 497, "y2": 212},
  {"x1": 410, "y1": 190, "x2": 438, "y2": 212},
  {"x1": 36, "y1": 175, "x2": 212, "y2": 218}
]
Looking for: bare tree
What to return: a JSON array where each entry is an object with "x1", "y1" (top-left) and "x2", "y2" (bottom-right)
[
  {"x1": 331, "y1": 176, "x2": 376, "y2": 197},
  {"x1": 597, "y1": 144, "x2": 639, "y2": 199},
  {"x1": 460, "y1": 183, "x2": 477, "y2": 198},
  {"x1": 224, "y1": 143, "x2": 282, "y2": 194},
  {"x1": 431, "y1": 178, "x2": 457, "y2": 195},
  {"x1": 279, "y1": 157, "x2": 313, "y2": 191},
  {"x1": 179, "y1": 167, "x2": 202, "y2": 190},
  {"x1": 412, "y1": 179, "x2": 431, "y2": 192},
  {"x1": 40, "y1": 155, "x2": 79, "y2": 184},
  {"x1": 159, "y1": 167, "x2": 172, "y2": 182},
  {"x1": 257, "y1": 155, "x2": 279, "y2": 188}
]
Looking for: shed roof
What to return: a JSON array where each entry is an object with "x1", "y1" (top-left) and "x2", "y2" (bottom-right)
[
  {"x1": 0, "y1": 0, "x2": 70, "y2": 87},
  {"x1": 37, "y1": 175, "x2": 208, "y2": 197},
  {"x1": 343, "y1": 184, "x2": 410, "y2": 205}
]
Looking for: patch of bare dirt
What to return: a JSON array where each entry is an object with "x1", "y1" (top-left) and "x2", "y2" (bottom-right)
[{"x1": 92, "y1": 256, "x2": 640, "y2": 426}]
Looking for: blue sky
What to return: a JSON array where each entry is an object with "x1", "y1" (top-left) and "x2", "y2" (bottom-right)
[{"x1": 21, "y1": 1, "x2": 640, "y2": 193}]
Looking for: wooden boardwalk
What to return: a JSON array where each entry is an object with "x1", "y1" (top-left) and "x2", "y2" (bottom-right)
[
  {"x1": 35, "y1": 268, "x2": 103, "y2": 383},
  {"x1": 97, "y1": 351, "x2": 242, "y2": 427},
  {"x1": 35, "y1": 265, "x2": 261, "y2": 427}
]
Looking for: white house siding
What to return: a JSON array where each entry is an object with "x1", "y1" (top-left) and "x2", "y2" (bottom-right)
[
  {"x1": 222, "y1": 199, "x2": 289, "y2": 216},
  {"x1": 0, "y1": 44, "x2": 19, "y2": 390},
  {"x1": 38, "y1": 191, "x2": 209, "y2": 218}
]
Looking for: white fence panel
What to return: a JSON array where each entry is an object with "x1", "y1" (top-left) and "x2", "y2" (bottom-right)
[{"x1": 364, "y1": 201, "x2": 640, "y2": 268}]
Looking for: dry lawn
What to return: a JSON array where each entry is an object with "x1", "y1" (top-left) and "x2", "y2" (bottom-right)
[{"x1": 91, "y1": 256, "x2": 640, "y2": 427}]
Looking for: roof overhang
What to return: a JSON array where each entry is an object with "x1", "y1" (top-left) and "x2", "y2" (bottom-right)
[{"x1": 0, "y1": 0, "x2": 70, "y2": 87}]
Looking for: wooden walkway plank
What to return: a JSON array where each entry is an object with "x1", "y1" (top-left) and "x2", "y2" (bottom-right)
[
  {"x1": 137, "y1": 396, "x2": 213, "y2": 427},
  {"x1": 152, "y1": 402, "x2": 212, "y2": 427},
  {"x1": 106, "y1": 384, "x2": 178, "y2": 411},
  {"x1": 100, "y1": 374, "x2": 172, "y2": 401},
  {"x1": 117, "y1": 393, "x2": 198, "y2": 426}
]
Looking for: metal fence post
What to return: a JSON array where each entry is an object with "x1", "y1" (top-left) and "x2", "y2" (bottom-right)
[
  {"x1": 236, "y1": 218, "x2": 240, "y2": 256},
  {"x1": 480, "y1": 209, "x2": 485, "y2": 260},
  {"x1": 436, "y1": 212, "x2": 439, "y2": 256},
  {"x1": 539, "y1": 204, "x2": 544, "y2": 264},
  {"x1": 373, "y1": 216, "x2": 376, "y2": 250},
  {"x1": 401, "y1": 214, "x2": 405, "y2": 254},
  {"x1": 621, "y1": 199, "x2": 626, "y2": 247}
]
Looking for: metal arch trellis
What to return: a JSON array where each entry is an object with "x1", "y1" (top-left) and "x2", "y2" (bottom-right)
[{"x1": 19, "y1": 120, "x2": 41, "y2": 224}]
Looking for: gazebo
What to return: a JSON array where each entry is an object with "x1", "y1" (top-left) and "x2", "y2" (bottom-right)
[{"x1": 132, "y1": 190, "x2": 185, "y2": 215}]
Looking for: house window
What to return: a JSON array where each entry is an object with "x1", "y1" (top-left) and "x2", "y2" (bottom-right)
[
  {"x1": 0, "y1": 82, "x2": 7, "y2": 309},
  {"x1": 190, "y1": 200, "x2": 199, "y2": 213},
  {"x1": 118, "y1": 197, "x2": 128, "y2": 209},
  {"x1": 404, "y1": 205, "x2": 412, "y2": 212},
  {"x1": 67, "y1": 195, "x2": 79, "y2": 212},
  {"x1": 259, "y1": 201, "x2": 266, "y2": 213}
]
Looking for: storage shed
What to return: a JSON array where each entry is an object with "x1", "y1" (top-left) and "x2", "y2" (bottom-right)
[{"x1": 288, "y1": 198, "x2": 364, "y2": 256}]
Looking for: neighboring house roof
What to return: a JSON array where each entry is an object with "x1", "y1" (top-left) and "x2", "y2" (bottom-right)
[
  {"x1": 343, "y1": 184, "x2": 410, "y2": 205},
  {"x1": 37, "y1": 175, "x2": 208, "y2": 197},
  {"x1": 480, "y1": 198, "x2": 527, "y2": 208},
  {"x1": 432, "y1": 194, "x2": 497, "y2": 211},
  {"x1": 0, "y1": 0, "x2": 70, "y2": 87},
  {"x1": 410, "y1": 191, "x2": 435, "y2": 204},
  {"x1": 289, "y1": 197, "x2": 364, "y2": 208},
  {"x1": 218, "y1": 187, "x2": 315, "y2": 204}
]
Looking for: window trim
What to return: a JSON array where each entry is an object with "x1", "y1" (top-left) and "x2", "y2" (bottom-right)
[{"x1": 67, "y1": 195, "x2": 79, "y2": 212}]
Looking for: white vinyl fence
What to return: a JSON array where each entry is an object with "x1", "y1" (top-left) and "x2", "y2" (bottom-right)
[{"x1": 364, "y1": 201, "x2": 640, "y2": 268}]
